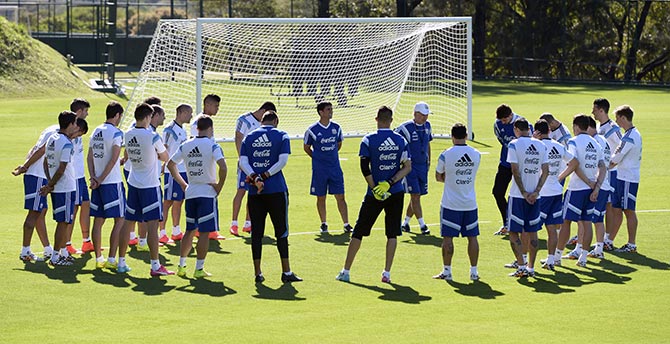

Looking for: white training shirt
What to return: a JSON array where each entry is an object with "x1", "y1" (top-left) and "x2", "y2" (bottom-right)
[
  {"x1": 72, "y1": 136, "x2": 86, "y2": 179},
  {"x1": 593, "y1": 134, "x2": 613, "y2": 192},
  {"x1": 566, "y1": 133, "x2": 604, "y2": 191},
  {"x1": 163, "y1": 120, "x2": 188, "y2": 173},
  {"x1": 539, "y1": 138, "x2": 574, "y2": 197},
  {"x1": 435, "y1": 144, "x2": 481, "y2": 211},
  {"x1": 124, "y1": 127, "x2": 166, "y2": 188},
  {"x1": 507, "y1": 136, "x2": 548, "y2": 198},
  {"x1": 597, "y1": 119, "x2": 622, "y2": 172},
  {"x1": 170, "y1": 137, "x2": 225, "y2": 199},
  {"x1": 45, "y1": 132, "x2": 76, "y2": 193},
  {"x1": 236, "y1": 111, "x2": 260, "y2": 138},
  {"x1": 611, "y1": 127, "x2": 642, "y2": 183},
  {"x1": 26, "y1": 124, "x2": 59, "y2": 178},
  {"x1": 89, "y1": 123, "x2": 124, "y2": 185},
  {"x1": 549, "y1": 122, "x2": 572, "y2": 147}
]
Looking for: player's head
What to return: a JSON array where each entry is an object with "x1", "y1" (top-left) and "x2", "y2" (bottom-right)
[
  {"x1": 196, "y1": 115, "x2": 214, "y2": 138},
  {"x1": 58, "y1": 110, "x2": 78, "y2": 134},
  {"x1": 151, "y1": 104, "x2": 166, "y2": 127},
  {"x1": 376, "y1": 106, "x2": 393, "y2": 128},
  {"x1": 413, "y1": 101, "x2": 430, "y2": 124},
  {"x1": 614, "y1": 105, "x2": 634, "y2": 126},
  {"x1": 74, "y1": 118, "x2": 88, "y2": 138},
  {"x1": 143, "y1": 96, "x2": 162, "y2": 106},
  {"x1": 317, "y1": 101, "x2": 333, "y2": 119},
  {"x1": 539, "y1": 113, "x2": 559, "y2": 129},
  {"x1": 587, "y1": 116, "x2": 597, "y2": 136},
  {"x1": 592, "y1": 98, "x2": 610, "y2": 120},
  {"x1": 175, "y1": 103, "x2": 193, "y2": 124},
  {"x1": 534, "y1": 119, "x2": 550, "y2": 137},
  {"x1": 134, "y1": 103, "x2": 154, "y2": 124},
  {"x1": 259, "y1": 101, "x2": 277, "y2": 113},
  {"x1": 70, "y1": 98, "x2": 90, "y2": 119},
  {"x1": 513, "y1": 118, "x2": 530, "y2": 137},
  {"x1": 496, "y1": 104, "x2": 513, "y2": 124},
  {"x1": 203, "y1": 94, "x2": 221, "y2": 116},
  {"x1": 572, "y1": 114, "x2": 590, "y2": 134},
  {"x1": 451, "y1": 123, "x2": 467, "y2": 142},
  {"x1": 106, "y1": 101, "x2": 124, "y2": 124},
  {"x1": 261, "y1": 110, "x2": 279, "y2": 127}
]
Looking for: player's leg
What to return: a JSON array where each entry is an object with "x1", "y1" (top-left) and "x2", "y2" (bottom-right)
[
  {"x1": 492, "y1": 164, "x2": 512, "y2": 234},
  {"x1": 333, "y1": 194, "x2": 350, "y2": 231},
  {"x1": 231, "y1": 169, "x2": 246, "y2": 234},
  {"x1": 248, "y1": 194, "x2": 268, "y2": 280},
  {"x1": 606, "y1": 172, "x2": 624, "y2": 245},
  {"x1": 177, "y1": 198, "x2": 196, "y2": 276},
  {"x1": 91, "y1": 217, "x2": 105, "y2": 266},
  {"x1": 311, "y1": 170, "x2": 329, "y2": 232},
  {"x1": 506, "y1": 197, "x2": 526, "y2": 269},
  {"x1": 624, "y1": 209, "x2": 638, "y2": 246},
  {"x1": 65, "y1": 204, "x2": 80, "y2": 254},
  {"x1": 316, "y1": 195, "x2": 327, "y2": 231},
  {"x1": 77, "y1": 177, "x2": 92, "y2": 252},
  {"x1": 267, "y1": 192, "x2": 301, "y2": 282},
  {"x1": 159, "y1": 199, "x2": 173, "y2": 240},
  {"x1": 401, "y1": 170, "x2": 419, "y2": 231},
  {"x1": 381, "y1": 192, "x2": 403, "y2": 282},
  {"x1": 170, "y1": 200, "x2": 183, "y2": 239},
  {"x1": 339, "y1": 195, "x2": 383, "y2": 279},
  {"x1": 617, "y1": 181, "x2": 639, "y2": 252}
]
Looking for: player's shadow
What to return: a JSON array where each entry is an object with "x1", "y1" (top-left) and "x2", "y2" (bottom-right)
[
  {"x1": 241, "y1": 236, "x2": 278, "y2": 246},
  {"x1": 550, "y1": 264, "x2": 631, "y2": 286},
  {"x1": 314, "y1": 232, "x2": 351, "y2": 246},
  {"x1": 595, "y1": 259, "x2": 638, "y2": 275},
  {"x1": 446, "y1": 280, "x2": 505, "y2": 299},
  {"x1": 91, "y1": 268, "x2": 132, "y2": 288},
  {"x1": 16, "y1": 260, "x2": 82, "y2": 284},
  {"x1": 515, "y1": 274, "x2": 577, "y2": 294},
  {"x1": 607, "y1": 251, "x2": 670, "y2": 270},
  {"x1": 127, "y1": 275, "x2": 176, "y2": 295},
  {"x1": 128, "y1": 248, "x2": 178, "y2": 267},
  {"x1": 175, "y1": 278, "x2": 237, "y2": 297},
  {"x1": 252, "y1": 282, "x2": 305, "y2": 301},
  {"x1": 347, "y1": 281, "x2": 432, "y2": 304},
  {"x1": 402, "y1": 233, "x2": 443, "y2": 247}
]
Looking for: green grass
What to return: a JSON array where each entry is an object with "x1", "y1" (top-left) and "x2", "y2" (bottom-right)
[{"x1": 1, "y1": 81, "x2": 669, "y2": 343}]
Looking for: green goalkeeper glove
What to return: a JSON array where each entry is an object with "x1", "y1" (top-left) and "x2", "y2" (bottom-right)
[{"x1": 372, "y1": 180, "x2": 391, "y2": 200}]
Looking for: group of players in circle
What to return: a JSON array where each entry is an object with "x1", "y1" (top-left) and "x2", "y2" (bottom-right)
[{"x1": 13, "y1": 95, "x2": 641, "y2": 284}]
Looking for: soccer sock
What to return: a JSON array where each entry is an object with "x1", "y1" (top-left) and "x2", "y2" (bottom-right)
[
  {"x1": 244, "y1": 220, "x2": 251, "y2": 228},
  {"x1": 595, "y1": 242, "x2": 604, "y2": 253},
  {"x1": 527, "y1": 267, "x2": 535, "y2": 273},
  {"x1": 231, "y1": 220, "x2": 238, "y2": 226},
  {"x1": 343, "y1": 222, "x2": 350, "y2": 228},
  {"x1": 283, "y1": 271, "x2": 293, "y2": 276},
  {"x1": 628, "y1": 242, "x2": 636, "y2": 248},
  {"x1": 172, "y1": 225, "x2": 181, "y2": 235},
  {"x1": 382, "y1": 270, "x2": 391, "y2": 278},
  {"x1": 443, "y1": 265, "x2": 452, "y2": 274},
  {"x1": 179, "y1": 257, "x2": 187, "y2": 267},
  {"x1": 579, "y1": 250, "x2": 588, "y2": 262},
  {"x1": 576, "y1": 243, "x2": 582, "y2": 251},
  {"x1": 605, "y1": 233, "x2": 610, "y2": 241},
  {"x1": 66, "y1": 241, "x2": 72, "y2": 246},
  {"x1": 322, "y1": 222, "x2": 328, "y2": 226},
  {"x1": 341, "y1": 269, "x2": 350, "y2": 275},
  {"x1": 196, "y1": 259, "x2": 205, "y2": 270},
  {"x1": 139, "y1": 238, "x2": 147, "y2": 247},
  {"x1": 546, "y1": 255, "x2": 555, "y2": 265},
  {"x1": 555, "y1": 249, "x2": 563, "y2": 260},
  {"x1": 107, "y1": 257, "x2": 116, "y2": 263},
  {"x1": 470, "y1": 266, "x2": 477, "y2": 275},
  {"x1": 83, "y1": 237, "x2": 90, "y2": 242},
  {"x1": 403, "y1": 216, "x2": 411, "y2": 226},
  {"x1": 522, "y1": 253, "x2": 528, "y2": 264},
  {"x1": 129, "y1": 232, "x2": 137, "y2": 240},
  {"x1": 96, "y1": 255, "x2": 105, "y2": 263},
  {"x1": 21, "y1": 246, "x2": 30, "y2": 255},
  {"x1": 51, "y1": 252, "x2": 59, "y2": 262},
  {"x1": 60, "y1": 248, "x2": 69, "y2": 258},
  {"x1": 43, "y1": 245, "x2": 53, "y2": 255},
  {"x1": 418, "y1": 218, "x2": 426, "y2": 227},
  {"x1": 160, "y1": 229, "x2": 167, "y2": 237},
  {"x1": 118, "y1": 257, "x2": 126, "y2": 267},
  {"x1": 150, "y1": 259, "x2": 160, "y2": 270}
]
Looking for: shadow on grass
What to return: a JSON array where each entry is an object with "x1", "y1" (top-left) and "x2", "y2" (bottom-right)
[
  {"x1": 402, "y1": 233, "x2": 443, "y2": 247},
  {"x1": 252, "y1": 282, "x2": 305, "y2": 301},
  {"x1": 91, "y1": 268, "x2": 132, "y2": 288},
  {"x1": 596, "y1": 259, "x2": 638, "y2": 274},
  {"x1": 314, "y1": 231, "x2": 351, "y2": 246},
  {"x1": 446, "y1": 280, "x2": 505, "y2": 299},
  {"x1": 241, "y1": 236, "x2": 277, "y2": 246},
  {"x1": 127, "y1": 249, "x2": 177, "y2": 267},
  {"x1": 524, "y1": 262, "x2": 633, "y2": 293},
  {"x1": 127, "y1": 275, "x2": 176, "y2": 296},
  {"x1": 347, "y1": 281, "x2": 432, "y2": 304},
  {"x1": 516, "y1": 275, "x2": 576, "y2": 294},
  {"x1": 175, "y1": 278, "x2": 237, "y2": 297},
  {"x1": 607, "y1": 251, "x2": 670, "y2": 270},
  {"x1": 16, "y1": 261, "x2": 81, "y2": 284}
]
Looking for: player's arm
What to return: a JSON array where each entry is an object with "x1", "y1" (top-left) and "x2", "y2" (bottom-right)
[
  {"x1": 87, "y1": 149, "x2": 98, "y2": 189},
  {"x1": 264, "y1": 153, "x2": 289, "y2": 180},
  {"x1": 303, "y1": 143, "x2": 313, "y2": 158},
  {"x1": 610, "y1": 139, "x2": 633, "y2": 169},
  {"x1": 211, "y1": 157, "x2": 228, "y2": 195},
  {"x1": 235, "y1": 131, "x2": 244, "y2": 155},
  {"x1": 590, "y1": 160, "x2": 607, "y2": 201},
  {"x1": 167, "y1": 160, "x2": 187, "y2": 191},
  {"x1": 435, "y1": 170, "x2": 445, "y2": 183},
  {"x1": 41, "y1": 161, "x2": 67, "y2": 196},
  {"x1": 558, "y1": 158, "x2": 578, "y2": 182},
  {"x1": 529, "y1": 163, "x2": 549, "y2": 204},
  {"x1": 96, "y1": 145, "x2": 122, "y2": 188},
  {"x1": 13, "y1": 145, "x2": 46, "y2": 176},
  {"x1": 360, "y1": 156, "x2": 376, "y2": 189},
  {"x1": 120, "y1": 147, "x2": 128, "y2": 166},
  {"x1": 510, "y1": 162, "x2": 526, "y2": 195}
]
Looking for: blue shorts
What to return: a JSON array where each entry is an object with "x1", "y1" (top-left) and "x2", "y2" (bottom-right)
[
  {"x1": 440, "y1": 207, "x2": 479, "y2": 237},
  {"x1": 507, "y1": 196, "x2": 542, "y2": 233},
  {"x1": 592, "y1": 189, "x2": 610, "y2": 223},
  {"x1": 125, "y1": 185, "x2": 163, "y2": 222},
  {"x1": 608, "y1": 170, "x2": 618, "y2": 203},
  {"x1": 185, "y1": 197, "x2": 218, "y2": 232},
  {"x1": 164, "y1": 172, "x2": 187, "y2": 201},
  {"x1": 539, "y1": 194, "x2": 563, "y2": 226},
  {"x1": 51, "y1": 191, "x2": 76, "y2": 223},
  {"x1": 563, "y1": 189, "x2": 595, "y2": 222},
  {"x1": 24, "y1": 175, "x2": 48, "y2": 211},
  {"x1": 123, "y1": 168, "x2": 130, "y2": 182},
  {"x1": 75, "y1": 177, "x2": 90, "y2": 205},
  {"x1": 310, "y1": 167, "x2": 345, "y2": 196},
  {"x1": 237, "y1": 169, "x2": 248, "y2": 191},
  {"x1": 403, "y1": 164, "x2": 428, "y2": 195},
  {"x1": 612, "y1": 179, "x2": 638, "y2": 210},
  {"x1": 90, "y1": 183, "x2": 126, "y2": 219}
]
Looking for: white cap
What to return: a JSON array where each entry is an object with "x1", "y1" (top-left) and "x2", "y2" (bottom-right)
[{"x1": 414, "y1": 101, "x2": 431, "y2": 115}]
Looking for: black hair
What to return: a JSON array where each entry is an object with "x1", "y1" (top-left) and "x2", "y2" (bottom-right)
[
  {"x1": 70, "y1": 98, "x2": 90, "y2": 112},
  {"x1": 259, "y1": 101, "x2": 277, "y2": 112},
  {"x1": 58, "y1": 111, "x2": 77, "y2": 130},
  {"x1": 539, "y1": 113, "x2": 555, "y2": 123},
  {"x1": 573, "y1": 114, "x2": 590, "y2": 131},
  {"x1": 496, "y1": 104, "x2": 512, "y2": 119},
  {"x1": 514, "y1": 118, "x2": 529, "y2": 131},
  {"x1": 197, "y1": 115, "x2": 213, "y2": 131},
  {"x1": 261, "y1": 110, "x2": 278, "y2": 123},
  {"x1": 377, "y1": 106, "x2": 393, "y2": 122},
  {"x1": 76, "y1": 118, "x2": 88, "y2": 135},
  {"x1": 588, "y1": 116, "x2": 597, "y2": 128},
  {"x1": 534, "y1": 119, "x2": 550, "y2": 134},
  {"x1": 317, "y1": 101, "x2": 332, "y2": 113},
  {"x1": 593, "y1": 98, "x2": 610, "y2": 113},
  {"x1": 204, "y1": 94, "x2": 221, "y2": 105},
  {"x1": 143, "y1": 96, "x2": 162, "y2": 106},
  {"x1": 106, "y1": 101, "x2": 124, "y2": 120},
  {"x1": 614, "y1": 105, "x2": 634, "y2": 121},
  {"x1": 134, "y1": 103, "x2": 154, "y2": 122},
  {"x1": 451, "y1": 123, "x2": 467, "y2": 139}
]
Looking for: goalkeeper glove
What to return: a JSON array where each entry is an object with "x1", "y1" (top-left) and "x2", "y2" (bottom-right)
[{"x1": 372, "y1": 180, "x2": 392, "y2": 201}]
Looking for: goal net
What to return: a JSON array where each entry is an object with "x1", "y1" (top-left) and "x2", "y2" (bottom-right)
[{"x1": 123, "y1": 17, "x2": 472, "y2": 141}]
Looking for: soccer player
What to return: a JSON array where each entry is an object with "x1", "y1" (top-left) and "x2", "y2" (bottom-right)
[
  {"x1": 39, "y1": 111, "x2": 79, "y2": 266},
  {"x1": 609, "y1": 105, "x2": 642, "y2": 253},
  {"x1": 231, "y1": 101, "x2": 277, "y2": 236},
  {"x1": 592, "y1": 98, "x2": 623, "y2": 251},
  {"x1": 492, "y1": 104, "x2": 525, "y2": 235},
  {"x1": 506, "y1": 118, "x2": 548, "y2": 278},
  {"x1": 396, "y1": 101, "x2": 433, "y2": 235},
  {"x1": 159, "y1": 104, "x2": 193, "y2": 244},
  {"x1": 88, "y1": 101, "x2": 126, "y2": 269},
  {"x1": 168, "y1": 116, "x2": 227, "y2": 278},
  {"x1": 587, "y1": 116, "x2": 613, "y2": 259},
  {"x1": 190, "y1": 94, "x2": 221, "y2": 137},
  {"x1": 335, "y1": 106, "x2": 412, "y2": 283},
  {"x1": 539, "y1": 113, "x2": 572, "y2": 147},
  {"x1": 117, "y1": 103, "x2": 171, "y2": 275},
  {"x1": 303, "y1": 101, "x2": 352, "y2": 233},
  {"x1": 555, "y1": 114, "x2": 606, "y2": 267},
  {"x1": 239, "y1": 110, "x2": 302, "y2": 283},
  {"x1": 432, "y1": 124, "x2": 481, "y2": 281},
  {"x1": 534, "y1": 119, "x2": 576, "y2": 271}
]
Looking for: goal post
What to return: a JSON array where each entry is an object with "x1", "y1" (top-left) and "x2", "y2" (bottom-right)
[{"x1": 123, "y1": 17, "x2": 472, "y2": 141}]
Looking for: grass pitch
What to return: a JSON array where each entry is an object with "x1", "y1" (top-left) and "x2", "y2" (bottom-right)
[{"x1": 1, "y1": 81, "x2": 669, "y2": 343}]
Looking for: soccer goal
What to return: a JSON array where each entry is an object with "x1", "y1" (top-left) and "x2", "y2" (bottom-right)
[{"x1": 123, "y1": 17, "x2": 472, "y2": 141}]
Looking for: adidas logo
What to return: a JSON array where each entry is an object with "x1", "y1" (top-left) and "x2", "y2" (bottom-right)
[
  {"x1": 48, "y1": 141, "x2": 55, "y2": 150},
  {"x1": 127, "y1": 136, "x2": 140, "y2": 147},
  {"x1": 92, "y1": 130, "x2": 104, "y2": 142},
  {"x1": 252, "y1": 134, "x2": 272, "y2": 148},
  {"x1": 455, "y1": 153, "x2": 474, "y2": 167},
  {"x1": 187, "y1": 146, "x2": 202, "y2": 158},
  {"x1": 379, "y1": 137, "x2": 399, "y2": 151},
  {"x1": 585, "y1": 142, "x2": 597, "y2": 153},
  {"x1": 525, "y1": 144, "x2": 539, "y2": 155},
  {"x1": 548, "y1": 147, "x2": 561, "y2": 160}
]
